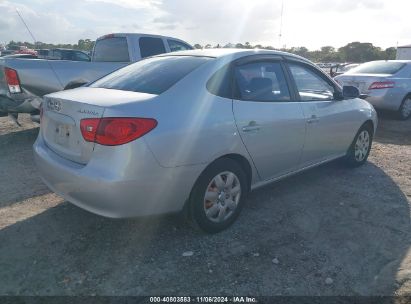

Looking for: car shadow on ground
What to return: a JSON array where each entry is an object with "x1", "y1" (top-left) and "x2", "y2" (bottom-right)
[
  {"x1": 374, "y1": 111, "x2": 411, "y2": 146},
  {"x1": 0, "y1": 127, "x2": 52, "y2": 209},
  {"x1": 0, "y1": 159, "x2": 409, "y2": 296}
]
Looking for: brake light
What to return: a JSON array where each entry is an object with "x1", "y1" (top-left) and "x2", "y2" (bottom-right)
[
  {"x1": 80, "y1": 117, "x2": 157, "y2": 146},
  {"x1": 368, "y1": 81, "x2": 395, "y2": 90},
  {"x1": 4, "y1": 67, "x2": 22, "y2": 93}
]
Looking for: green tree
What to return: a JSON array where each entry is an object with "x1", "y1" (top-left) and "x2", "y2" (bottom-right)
[
  {"x1": 338, "y1": 42, "x2": 382, "y2": 62},
  {"x1": 384, "y1": 47, "x2": 396, "y2": 60}
]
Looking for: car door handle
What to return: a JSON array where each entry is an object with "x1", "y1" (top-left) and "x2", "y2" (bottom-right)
[
  {"x1": 306, "y1": 115, "x2": 320, "y2": 124},
  {"x1": 242, "y1": 122, "x2": 261, "y2": 132}
]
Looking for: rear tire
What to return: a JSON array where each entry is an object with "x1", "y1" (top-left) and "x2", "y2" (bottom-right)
[
  {"x1": 188, "y1": 158, "x2": 247, "y2": 233},
  {"x1": 344, "y1": 124, "x2": 373, "y2": 167},
  {"x1": 398, "y1": 96, "x2": 411, "y2": 120}
]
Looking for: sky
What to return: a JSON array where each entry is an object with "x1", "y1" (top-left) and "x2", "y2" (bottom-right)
[{"x1": 0, "y1": 0, "x2": 410, "y2": 50}]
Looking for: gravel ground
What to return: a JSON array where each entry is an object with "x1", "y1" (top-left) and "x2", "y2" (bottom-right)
[{"x1": 0, "y1": 113, "x2": 410, "y2": 296}]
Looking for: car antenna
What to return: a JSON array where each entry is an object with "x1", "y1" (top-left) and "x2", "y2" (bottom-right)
[
  {"x1": 11, "y1": 7, "x2": 63, "y2": 126},
  {"x1": 15, "y1": 8, "x2": 62, "y2": 86},
  {"x1": 15, "y1": 8, "x2": 37, "y2": 46}
]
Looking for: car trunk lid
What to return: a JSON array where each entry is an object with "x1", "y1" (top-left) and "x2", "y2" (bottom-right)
[{"x1": 41, "y1": 87, "x2": 156, "y2": 164}]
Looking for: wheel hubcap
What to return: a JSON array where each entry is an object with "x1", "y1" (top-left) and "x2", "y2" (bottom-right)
[
  {"x1": 203, "y1": 171, "x2": 241, "y2": 223},
  {"x1": 354, "y1": 130, "x2": 370, "y2": 162},
  {"x1": 401, "y1": 98, "x2": 411, "y2": 118}
]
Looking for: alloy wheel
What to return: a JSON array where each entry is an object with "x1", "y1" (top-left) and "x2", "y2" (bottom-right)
[
  {"x1": 354, "y1": 130, "x2": 370, "y2": 162},
  {"x1": 401, "y1": 98, "x2": 411, "y2": 119}
]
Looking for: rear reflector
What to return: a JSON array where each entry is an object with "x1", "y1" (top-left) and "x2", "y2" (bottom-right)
[
  {"x1": 4, "y1": 67, "x2": 22, "y2": 93},
  {"x1": 80, "y1": 117, "x2": 157, "y2": 146},
  {"x1": 368, "y1": 81, "x2": 395, "y2": 90}
]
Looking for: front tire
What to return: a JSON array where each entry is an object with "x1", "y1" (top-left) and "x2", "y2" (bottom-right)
[
  {"x1": 344, "y1": 124, "x2": 373, "y2": 167},
  {"x1": 188, "y1": 158, "x2": 247, "y2": 233},
  {"x1": 398, "y1": 96, "x2": 411, "y2": 120}
]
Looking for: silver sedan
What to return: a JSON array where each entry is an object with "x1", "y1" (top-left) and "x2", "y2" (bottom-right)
[
  {"x1": 335, "y1": 60, "x2": 411, "y2": 120},
  {"x1": 34, "y1": 49, "x2": 377, "y2": 233}
]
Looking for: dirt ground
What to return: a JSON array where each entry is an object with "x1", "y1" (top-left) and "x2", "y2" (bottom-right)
[{"x1": 0, "y1": 113, "x2": 410, "y2": 296}]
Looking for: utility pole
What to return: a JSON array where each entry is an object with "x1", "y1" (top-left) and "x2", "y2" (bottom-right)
[{"x1": 278, "y1": 0, "x2": 284, "y2": 49}]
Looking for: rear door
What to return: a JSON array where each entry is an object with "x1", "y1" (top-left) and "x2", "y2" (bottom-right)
[
  {"x1": 232, "y1": 57, "x2": 306, "y2": 181},
  {"x1": 285, "y1": 60, "x2": 357, "y2": 166}
]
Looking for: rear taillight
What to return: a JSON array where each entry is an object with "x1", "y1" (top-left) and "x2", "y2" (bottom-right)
[
  {"x1": 4, "y1": 67, "x2": 22, "y2": 93},
  {"x1": 368, "y1": 81, "x2": 395, "y2": 90},
  {"x1": 80, "y1": 117, "x2": 157, "y2": 146}
]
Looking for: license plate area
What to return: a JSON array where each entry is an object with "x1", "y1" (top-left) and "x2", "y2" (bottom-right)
[{"x1": 54, "y1": 124, "x2": 73, "y2": 147}]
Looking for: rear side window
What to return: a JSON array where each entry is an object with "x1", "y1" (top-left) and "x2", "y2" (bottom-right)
[
  {"x1": 93, "y1": 37, "x2": 130, "y2": 62},
  {"x1": 90, "y1": 56, "x2": 212, "y2": 95},
  {"x1": 206, "y1": 64, "x2": 233, "y2": 98},
  {"x1": 139, "y1": 37, "x2": 166, "y2": 58},
  {"x1": 167, "y1": 39, "x2": 192, "y2": 52},
  {"x1": 288, "y1": 63, "x2": 335, "y2": 101},
  {"x1": 348, "y1": 61, "x2": 405, "y2": 75},
  {"x1": 234, "y1": 61, "x2": 291, "y2": 102}
]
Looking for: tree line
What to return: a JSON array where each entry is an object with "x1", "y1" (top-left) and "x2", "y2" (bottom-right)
[
  {"x1": 5, "y1": 40, "x2": 396, "y2": 63},
  {"x1": 194, "y1": 41, "x2": 396, "y2": 62}
]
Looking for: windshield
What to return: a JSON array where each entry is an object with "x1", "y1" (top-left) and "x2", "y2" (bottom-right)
[
  {"x1": 348, "y1": 61, "x2": 405, "y2": 75},
  {"x1": 90, "y1": 56, "x2": 212, "y2": 95}
]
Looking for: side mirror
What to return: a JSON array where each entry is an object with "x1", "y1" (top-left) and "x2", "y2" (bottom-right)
[{"x1": 342, "y1": 86, "x2": 360, "y2": 99}]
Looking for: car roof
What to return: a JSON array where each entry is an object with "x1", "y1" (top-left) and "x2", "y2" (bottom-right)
[
  {"x1": 96, "y1": 33, "x2": 191, "y2": 43},
  {"x1": 158, "y1": 48, "x2": 309, "y2": 61}
]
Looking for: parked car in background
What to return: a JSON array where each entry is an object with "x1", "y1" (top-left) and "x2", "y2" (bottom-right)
[
  {"x1": 0, "y1": 33, "x2": 193, "y2": 122},
  {"x1": 34, "y1": 49, "x2": 377, "y2": 233},
  {"x1": 330, "y1": 63, "x2": 360, "y2": 77},
  {"x1": 9, "y1": 45, "x2": 37, "y2": 56},
  {"x1": 335, "y1": 60, "x2": 411, "y2": 119}
]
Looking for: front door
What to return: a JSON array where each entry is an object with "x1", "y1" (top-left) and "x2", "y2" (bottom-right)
[
  {"x1": 232, "y1": 59, "x2": 306, "y2": 181},
  {"x1": 286, "y1": 61, "x2": 355, "y2": 167}
]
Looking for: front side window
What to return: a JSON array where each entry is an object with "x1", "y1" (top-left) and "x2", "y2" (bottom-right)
[
  {"x1": 167, "y1": 39, "x2": 192, "y2": 52},
  {"x1": 90, "y1": 56, "x2": 212, "y2": 95},
  {"x1": 139, "y1": 37, "x2": 166, "y2": 58},
  {"x1": 288, "y1": 63, "x2": 335, "y2": 101},
  {"x1": 93, "y1": 37, "x2": 130, "y2": 62},
  {"x1": 234, "y1": 61, "x2": 290, "y2": 102}
]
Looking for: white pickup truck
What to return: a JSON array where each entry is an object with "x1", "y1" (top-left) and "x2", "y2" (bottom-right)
[{"x1": 0, "y1": 33, "x2": 193, "y2": 122}]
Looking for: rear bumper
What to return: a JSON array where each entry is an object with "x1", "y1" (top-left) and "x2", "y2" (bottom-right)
[
  {"x1": 0, "y1": 94, "x2": 39, "y2": 113},
  {"x1": 365, "y1": 89, "x2": 403, "y2": 111},
  {"x1": 33, "y1": 134, "x2": 204, "y2": 218}
]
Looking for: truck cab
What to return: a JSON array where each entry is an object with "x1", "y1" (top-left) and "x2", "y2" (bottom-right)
[{"x1": 0, "y1": 33, "x2": 193, "y2": 122}]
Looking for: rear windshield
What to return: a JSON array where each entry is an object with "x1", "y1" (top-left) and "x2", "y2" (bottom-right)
[
  {"x1": 90, "y1": 56, "x2": 212, "y2": 94},
  {"x1": 348, "y1": 61, "x2": 405, "y2": 75},
  {"x1": 93, "y1": 37, "x2": 130, "y2": 62}
]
